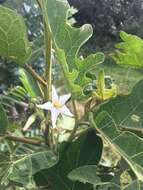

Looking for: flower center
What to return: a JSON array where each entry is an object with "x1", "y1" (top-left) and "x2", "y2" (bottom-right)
[{"x1": 53, "y1": 101, "x2": 63, "y2": 108}]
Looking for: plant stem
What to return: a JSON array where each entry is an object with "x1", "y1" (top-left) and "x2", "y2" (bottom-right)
[
  {"x1": 39, "y1": 0, "x2": 52, "y2": 101},
  {"x1": 73, "y1": 127, "x2": 92, "y2": 138},
  {"x1": 68, "y1": 100, "x2": 79, "y2": 141},
  {"x1": 5, "y1": 133, "x2": 42, "y2": 146},
  {"x1": 45, "y1": 35, "x2": 52, "y2": 101},
  {"x1": 38, "y1": 0, "x2": 53, "y2": 146},
  {"x1": 24, "y1": 64, "x2": 46, "y2": 86}
]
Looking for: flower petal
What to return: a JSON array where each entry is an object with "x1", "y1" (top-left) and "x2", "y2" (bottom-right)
[
  {"x1": 36, "y1": 102, "x2": 52, "y2": 110},
  {"x1": 59, "y1": 94, "x2": 71, "y2": 105},
  {"x1": 60, "y1": 105, "x2": 74, "y2": 117},
  {"x1": 52, "y1": 85, "x2": 59, "y2": 101},
  {"x1": 51, "y1": 108, "x2": 60, "y2": 128}
]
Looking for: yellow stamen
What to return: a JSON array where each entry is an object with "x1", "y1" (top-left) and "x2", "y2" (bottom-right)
[{"x1": 53, "y1": 101, "x2": 63, "y2": 108}]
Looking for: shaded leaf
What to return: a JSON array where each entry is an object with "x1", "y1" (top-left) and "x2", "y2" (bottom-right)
[
  {"x1": 123, "y1": 180, "x2": 143, "y2": 190},
  {"x1": 0, "y1": 104, "x2": 8, "y2": 134},
  {"x1": 93, "y1": 111, "x2": 143, "y2": 182},
  {"x1": 0, "y1": 144, "x2": 58, "y2": 188},
  {"x1": 68, "y1": 165, "x2": 100, "y2": 185},
  {"x1": 0, "y1": 6, "x2": 32, "y2": 64},
  {"x1": 35, "y1": 131, "x2": 103, "y2": 190},
  {"x1": 19, "y1": 69, "x2": 42, "y2": 98}
]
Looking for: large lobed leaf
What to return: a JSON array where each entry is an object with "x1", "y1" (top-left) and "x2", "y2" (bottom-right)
[
  {"x1": 95, "y1": 80, "x2": 143, "y2": 130},
  {"x1": 0, "y1": 144, "x2": 58, "y2": 188},
  {"x1": 45, "y1": 0, "x2": 105, "y2": 99},
  {"x1": 0, "y1": 6, "x2": 32, "y2": 64},
  {"x1": 35, "y1": 131, "x2": 103, "y2": 190},
  {"x1": 68, "y1": 165, "x2": 121, "y2": 190},
  {"x1": 112, "y1": 31, "x2": 143, "y2": 68},
  {"x1": 69, "y1": 164, "x2": 143, "y2": 190},
  {"x1": 94, "y1": 111, "x2": 143, "y2": 183}
]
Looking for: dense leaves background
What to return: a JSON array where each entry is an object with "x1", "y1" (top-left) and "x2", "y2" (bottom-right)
[{"x1": 0, "y1": 0, "x2": 143, "y2": 189}]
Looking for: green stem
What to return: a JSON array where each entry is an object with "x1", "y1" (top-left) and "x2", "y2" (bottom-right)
[
  {"x1": 38, "y1": 0, "x2": 53, "y2": 146},
  {"x1": 40, "y1": 0, "x2": 52, "y2": 101},
  {"x1": 68, "y1": 100, "x2": 79, "y2": 141}
]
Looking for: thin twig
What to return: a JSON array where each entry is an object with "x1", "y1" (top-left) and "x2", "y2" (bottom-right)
[
  {"x1": 68, "y1": 100, "x2": 79, "y2": 141},
  {"x1": 5, "y1": 133, "x2": 42, "y2": 146},
  {"x1": 73, "y1": 127, "x2": 92, "y2": 138},
  {"x1": 24, "y1": 64, "x2": 46, "y2": 86}
]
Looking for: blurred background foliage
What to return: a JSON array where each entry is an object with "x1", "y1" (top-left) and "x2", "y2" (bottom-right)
[
  {"x1": 68, "y1": 0, "x2": 143, "y2": 52},
  {"x1": 0, "y1": 0, "x2": 143, "y2": 93}
]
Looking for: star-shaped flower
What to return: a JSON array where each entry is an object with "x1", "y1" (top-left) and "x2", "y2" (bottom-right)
[{"x1": 37, "y1": 86, "x2": 73, "y2": 128}]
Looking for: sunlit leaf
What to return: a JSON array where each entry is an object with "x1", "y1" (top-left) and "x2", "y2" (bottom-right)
[
  {"x1": 96, "y1": 80, "x2": 143, "y2": 130},
  {"x1": 112, "y1": 31, "x2": 143, "y2": 68},
  {"x1": 23, "y1": 113, "x2": 37, "y2": 131},
  {"x1": 44, "y1": 0, "x2": 105, "y2": 99},
  {"x1": 93, "y1": 70, "x2": 117, "y2": 101}
]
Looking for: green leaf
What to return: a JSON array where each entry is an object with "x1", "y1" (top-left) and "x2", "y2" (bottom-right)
[
  {"x1": 35, "y1": 131, "x2": 103, "y2": 189},
  {"x1": 19, "y1": 69, "x2": 42, "y2": 98},
  {"x1": 75, "y1": 53, "x2": 105, "y2": 87},
  {"x1": 68, "y1": 165, "x2": 100, "y2": 184},
  {"x1": 70, "y1": 164, "x2": 143, "y2": 189},
  {"x1": 68, "y1": 165, "x2": 121, "y2": 190},
  {"x1": 93, "y1": 111, "x2": 143, "y2": 182},
  {"x1": 0, "y1": 104, "x2": 8, "y2": 134},
  {"x1": 45, "y1": 0, "x2": 105, "y2": 98},
  {"x1": 57, "y1": 115, "x2": 75, "y2": 131},
  {"x1": 0, "y1": 6, "x2": 32, "y2": 64},
  {"x1": 57, "y1": 49, "x2": 83, "y2": 98},
  {"x1": 23, "y1": 113, "x2": 37, "y2": 131},
  {"x1": 123, "y1": 180, "x2": 143, "y2": 190},
  {"x1": 9, "y1": 86, "x2": 27, "y2": 101},
  {"x1": 95, "y1": 183, "x2": 121, "y2": 190},
  {"x1": 57, "y1": 49, "x2": 105, "y2": 99},
  {"x1": 0, "y1": 144, "x2": 58, "y2": 188},
  {"x1": 46, "y1": 0, "x2": 92, "y2": 67},
  {"x1": 93, "y1": 70, "x2": 117, "y2": 101},
  {"x1": 96, "y1": 80, "x2": 143, "y2": 130},
  {"x1": 112, "y1": 31, "x2": 143, "y2": 68}
]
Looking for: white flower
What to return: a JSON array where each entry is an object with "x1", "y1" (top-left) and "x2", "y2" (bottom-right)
[{"x1": 37, "y1": 86, "x2": 73, "y2": 128}]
